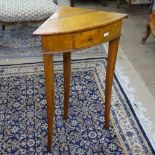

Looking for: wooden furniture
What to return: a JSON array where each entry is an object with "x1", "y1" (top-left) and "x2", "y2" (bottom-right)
[
  {"x1": 116, "y1": 0, "x2": 132, "y2": 11},
  {"x1": 116, "y1": 0, "x2": 150, "y2": 12},
  {"x1": 71, "y1": 0, "x2": 74, "y2": 6},
  {"x1": 33, "y1": 6, "x2": 127, "y2": 151},
  {"x1": 70, "y1": 0, "x2": 107, "y2": 7},
  {"x1": 141, "y1": 0, "x2": 155, "y2": 43}
]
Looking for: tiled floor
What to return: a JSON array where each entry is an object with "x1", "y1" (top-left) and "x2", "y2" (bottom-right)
[{"x1": 58, "y1": 0, "x2": 155, "y2": 97}]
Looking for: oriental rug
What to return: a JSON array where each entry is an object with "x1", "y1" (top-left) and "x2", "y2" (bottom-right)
[{"x1": 0, "y1": 59, "x2": 154, "y2": 154}]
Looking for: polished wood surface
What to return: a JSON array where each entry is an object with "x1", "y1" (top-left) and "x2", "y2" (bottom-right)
[
  {"x1": 41, "y1": 21, "x2": 122, "y2": 52},
  {"x1": 150, "y1": 13, "x2": 155, "y2": 35},
  {"x1": 33, "y1": 6, "x2": 127, "y2": 35},
  {"x1": 33, "y1": 6, "x2": 127, "y2": 151},
  {"x1": 43, "y1": 54, "x2": 55, "y2": 151},
  {"x1": 34, "y1": 7, "x2": 127, "y2": 53},
  {"x1": 105, "y1": 37, "x2": 120, "y2": 129},
  {"x1": 63, "y1": 52, "x2": 71, "y2": 120}
]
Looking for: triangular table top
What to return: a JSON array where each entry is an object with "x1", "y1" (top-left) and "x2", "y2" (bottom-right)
[{"x1": 33, "y1": 6, "x2": 127, "y2": 35}]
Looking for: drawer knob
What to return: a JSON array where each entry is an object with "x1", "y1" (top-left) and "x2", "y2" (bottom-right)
[
  {"x1": 104, "y1": 32, "x2": 109, "y2": 37},
  {"x1": 88, "y1": 37, "x2": 93, "y2": 41}
]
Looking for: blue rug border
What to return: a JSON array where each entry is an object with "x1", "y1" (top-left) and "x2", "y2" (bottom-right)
[
  {"x1": 0, "y1": 58, "x2": 154, "y2": 154},
  {"x1": 114, "y1": 73, "x2": 155, "y2": 154}
]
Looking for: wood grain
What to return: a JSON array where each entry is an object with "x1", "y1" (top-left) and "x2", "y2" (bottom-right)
[
  {"x1": 43, "y1": 54, "x2": 55, "y2": 151},
  {"x1": 33, "y1": 6, "x2": 127, "y2": 35},
  {"x1": 63, "y1": 52, "x2": 71, "y2": 120},
  {"x1": 105, "y1": 37, "x2": 120, "y2": 129},
  {"x1": 41, "y1": 21, "x2": 122, "y2": 53}
]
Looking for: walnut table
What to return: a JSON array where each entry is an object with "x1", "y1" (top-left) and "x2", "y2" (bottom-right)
[{"x1": 33, "y1": 6, "x2": 127, "y2": 151}]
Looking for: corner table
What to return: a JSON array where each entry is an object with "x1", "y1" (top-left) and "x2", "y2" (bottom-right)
[{"x1": 33, "y1": 6, "x2": 127, "y2": 151}]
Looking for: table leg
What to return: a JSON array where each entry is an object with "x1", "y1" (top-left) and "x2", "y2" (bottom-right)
[
  {"x1": 141, "y1": 23, "x2": 151, "y2": 44},
  {"x1": 116, "y1": 0, "x2": 121, "y2": 9},
  {"x1": 53, "y1": 0, "x2": 57, "y2": 5},
  {"x1": 43, "y1": 54, "x2": 55, "y2": 151},
  {"x1": 71, "y1": 0, "x2": 74, "y2": 7},
  {"x1": 100, "y1": 0, "x2": 107, "y2": 6},
  {"x1": 105, "y1": 37, "x2": 120, "y2": 129},
  {"x1": 63, "y1": 52, "x2": 71, "y2": 120},
  {"x1": 128, "y1": 0, "x2": 132, "y2": 12}
]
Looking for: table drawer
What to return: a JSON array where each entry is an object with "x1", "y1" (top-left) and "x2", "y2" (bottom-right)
[
  {"x1": 41, "y1": 21, "x2": 122, "y2": 53},
  {"x1": 73, "y1": 21, "x2": 122, "y2": 49}
]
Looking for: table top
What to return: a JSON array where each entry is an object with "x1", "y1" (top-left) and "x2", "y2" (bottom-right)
[{"x1": 33, "y1": 6, "x2": 127, "y2": 36}]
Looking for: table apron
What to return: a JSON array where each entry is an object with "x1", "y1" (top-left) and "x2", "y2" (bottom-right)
[{"x1": 41, "y1": 21, "x2": 122, "y2": 53}]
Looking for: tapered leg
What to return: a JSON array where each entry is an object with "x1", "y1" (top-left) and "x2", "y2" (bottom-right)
[
  {"x1": 53, "y1": 0, "x2": 57, "y2": 5},
  {"x1": 2, "y1": 25, "x2": 5, "y2": 31},
  {"x1": 100, "y1": 0, "x2": 107, "y2": 7},
  {"x1": 141, "y1": 23, "x2": 151, "y2": 44},
  {"x1": 116, "y1": 0, "x2": 121, "y2": 9},
  {"x1": 43, "y1": 54, "x2": 55, "y2": 152},
  {"x1": 128, "y1": 0, "x2": 132, "y2": 12},
  {"x1": 63, "y1": 52, "x2": 71, "y2": 120},
  {"x1": 71, "y1": 0, "x2": 74, "y2": 7},
  {"x1": 105, "y1": 37, "x2": 120, "y2": 129}
]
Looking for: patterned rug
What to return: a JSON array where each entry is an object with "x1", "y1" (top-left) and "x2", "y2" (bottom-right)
[
  {"x1": 0, "y1": 23, "x2": 106, "y2": 59},
  {"x1": 0, "y1": 59, "x2": 154, "y2": 154}
]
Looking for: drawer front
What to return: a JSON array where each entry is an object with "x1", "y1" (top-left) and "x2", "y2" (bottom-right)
[
  {"x1": 41, "y1": 21, "x2": 122, "y2": 53},
  {"x1": 73, "y1": 21, "x2": 122, "y2": 49}
]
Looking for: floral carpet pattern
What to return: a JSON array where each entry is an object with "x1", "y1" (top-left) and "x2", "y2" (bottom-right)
[{"x1": 0, "y1": 60, "x2": 154, "y2": 154}]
